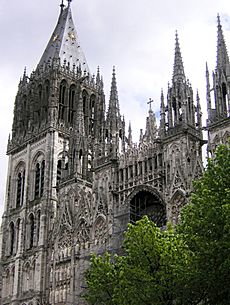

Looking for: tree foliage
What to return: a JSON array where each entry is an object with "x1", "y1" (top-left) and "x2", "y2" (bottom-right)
[
  {"x1": 177, "y1": 143, "x2": 230, "y2": 305},
  {"x1": 85, "y1": 143, "x2": 230, "y2": 305},
  {"x1": 85, "y1": 217, "x2": 189, "y2": 305}
]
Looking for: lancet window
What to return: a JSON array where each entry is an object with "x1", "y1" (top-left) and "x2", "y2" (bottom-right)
[
  {"x1": 57, "y1": 159, "x2": 62, "y2": 186},
  {"x1": 16, "y1": 169, "x2": 25, "y2": 208},
  {"x1": 28, "y1": 214, "x2": 35, "y2": 249},
  {"x1": 42, "y1": 80, "x2": 50, "y2": 121},
  {"x1": 34, "y1": 159, "x2": 45, "y2": 199},
  {"x1": 59, "y1": 80, "x2": 67, "y2": 121},
  {"x1": 9, "y1": 222, "x2": 15, "y2": 256},
  {"x1": 37, "y1": 210, "x2": 41, "y2": 244},
  {"x1": 68, "y1": 85, "x2": 76, "y2": 124}
]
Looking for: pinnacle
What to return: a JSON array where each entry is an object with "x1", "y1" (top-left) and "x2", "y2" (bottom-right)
[
  {"x1": 172, "y1": 31, "x2": 185, "y2": 82},
  {"x1": 216, "y1": 14, "x2": 229, "y2": 70}
]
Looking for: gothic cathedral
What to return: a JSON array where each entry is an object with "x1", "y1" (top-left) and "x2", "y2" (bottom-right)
[{"x1": 0, "y1": 1, "x2": 229, "y2": 305}]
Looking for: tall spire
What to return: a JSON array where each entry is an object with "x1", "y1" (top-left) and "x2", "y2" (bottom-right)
[
  {"x1": 173, "y1": 31, "x2": 185, "y2": 82},
  {"x1": 105, "y1": 67, "x2": 123, "y2": 156},
  {"x1": 196, "y1": 90, "x2": 202, "y2": 131},
  {"x1": 159, "y1": 89, "x2": 166, "y2": 138},
  {"x1": 107, "y1": 67, "x2": 121, "y2": 126},
  {"x1": 38, "y1": 1, "x2": 90, "y2": 73},
  {"x1": 216, "y1": 14, "x2": 230, "y2": 71},
  {"x1": 206, "y1": 62, "x2": 212, "y2": 120}
]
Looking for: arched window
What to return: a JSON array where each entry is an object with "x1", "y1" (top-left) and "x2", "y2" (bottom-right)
[
  {"x1": 22, "y1": 95, "x2": 28, "y2": 130},
  {"x1": 42, "y1": 80, "x2": 50, "y2": 121},
  {"x1": 9, "y1": 223, "x2": 14, "y2": 256},
  {"x1": 40, "y1": 160, "x2": 45, "y2": 196},
  {"x1": 37, "y1": 210, "x2": 41, "y2": 245},
  {"x1": 82, "y1": 91, "x2": 89, "y2": 133},
  {"x1": 16, "y1": 219, "x2": 21, "y2": 253},
  {"x1": 9, "y1": 222, "x2": 15, "y2": 256},
  {"x1": 34, "y1": 159, "x2": 45, "y2": 199},
  {"x1": 68, "y1": 85, "x2": 76, "y2": 124},
  {"x1": 222, "y1": 82, "x2": 227, "y2": 115},
  {"x1": 57, "y1": 159, "x2": 62, "y2": 186},
  {"x1": 78, "y1": 149, "x2": 83, "y2": 175},
  {"x1": 36, "y1": 84, "x2": 42, "y2": 123},
  {"x1": 129, "y1": 189, "x2": 166, "y2": 227},
  {"x1": 59, "y1": 80, "x2": 67, "y2": 121},
  {"x1": 89, "y1": 95, "x2": 96, "y2": 136},
  {"x1": 16, "y1": 169, "x2": 25, "y2": 208},
  {"x1": 29, "y1": 214, "x2": 35, "y2": 249}
]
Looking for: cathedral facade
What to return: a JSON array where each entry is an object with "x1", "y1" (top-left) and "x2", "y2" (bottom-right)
[{"x1": 0, "y1": 1, "x2": 230, "y2": 305}]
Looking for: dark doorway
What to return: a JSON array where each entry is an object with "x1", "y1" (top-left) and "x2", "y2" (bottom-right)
[{"x1": 130, "y1": 190, "x2": 166, "y2": 227}]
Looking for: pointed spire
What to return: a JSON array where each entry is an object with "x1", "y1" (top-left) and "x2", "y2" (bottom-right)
[
  {"x1": 196, "y1": 90, "x2": 202, "y2": 130},
  {"x1": 139, "y1": 129, "x2": 143, "y2": 144},
  {"x1": 128, "y1": 121, "x2": 133, "y2": 146},
  {"x1": 160, "y1": 89, "x2": 165, "y2": 113},
  {"x1": 173, "y1": 31, "x2": 185, "y2": 82},
  {"x1": 105, "y1": 67, "x2": 123, "y2": 157},
  {"x1": 159, "y1": 89, "x2": 166, "y2": 138},
  {"x1": 38, "y1": 1, "x2": 90, "y2": 73},
  {"x1": 206, "y1": 62, "x2": 212, "y2": 119},
  {"x1": 96, "y1": 66, "x2": 101, "y2": 85},
  {"x1": 216, "y1": 14, "x2": 230, "y2": 71},
  {"x1": 107, "y1": 66, "x2": 120, "y2": 123}
]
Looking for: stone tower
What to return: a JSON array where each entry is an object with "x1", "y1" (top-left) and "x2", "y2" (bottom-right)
[
  {"x1": 0, "y1": 1, "x2": 105, "y2": 304},
  {"x1": 206, "y1": 15, "x2": 230, "y2": 154},
  {"x1": 1, "y1": 3, "x2": 228, "y2": 305}
]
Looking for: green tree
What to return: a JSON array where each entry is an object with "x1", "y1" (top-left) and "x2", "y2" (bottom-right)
[
  {"x1": 85, "y1": 217, "x2": 189, "y2": 305},
  {"x1": 178, "y1": 143, "x2": 230, "y2": 305}
]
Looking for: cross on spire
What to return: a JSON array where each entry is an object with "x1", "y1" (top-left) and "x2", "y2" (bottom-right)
[
  {"x1": 147, "y1": 98, "x2": 154, "y2": 110},
  {"x1": 60, "y1": 0, "x2": 64, "y2": 10}
]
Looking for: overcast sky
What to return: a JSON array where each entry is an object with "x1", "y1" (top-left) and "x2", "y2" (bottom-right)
[{"x1": 0, "y1": 0, "x2": 229, "y2": 218}]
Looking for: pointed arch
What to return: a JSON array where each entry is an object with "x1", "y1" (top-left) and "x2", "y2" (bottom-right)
[
  {"x1": 94, "y1": 214, "x2": 107, "y2": 241},
  {"x1": 16, "y1": 218, "x2": 21, "y2": 253},
  {"x1": 31, "y1": 152, "x2": 45, "y2": 199},
  {"x1": 76, "y1": 217, "x2": 90, "y2": 244},
  {"x1": 223, "y1": 131, "x2": 230, "y2": 145},
  {"x1": 221, "y1": 82, "x2": 227, "y2": 115},
  {"x1": 28, "y1": 213, "x2": 35, "y2": 249},
  {"x1": 82, "y1": 89, "x2": 89, "y2": 133},
  {"x1": 42, "y1": 79, "x2": 50, "y2": 121},
  {"x1": 170, "y1": 189, "x2": 187, "y2": 225},
  {"x1": 37, "y1": 210, "x2": 41, "y2": 245},
  {"x1": 89, "y1": 94, "x2": 96, "y2": 136},
  {"x1": 68, "y1": 84, "x2": 76, "y2": 124},
  {"x1": 126, "y1": 185, "x2": 166, "y2": 226},
  {"x1": 9, "y1": 222, "x2": 15, "y2": 256},
  {"x1": 59, "y1": 79, "x2": 68, "y2": 121},
  {"x1": 14, "y1": 161, "x2": 26, "y2": 208}
]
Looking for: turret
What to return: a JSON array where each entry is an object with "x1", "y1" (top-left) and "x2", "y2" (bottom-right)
[{"x1": 166, "y1": 32, "x2": 199, "y2": 134}]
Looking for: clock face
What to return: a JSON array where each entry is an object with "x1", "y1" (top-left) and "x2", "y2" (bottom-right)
[{"x1": 68, "y1": 32, "x2": 76, "y2": 41}]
